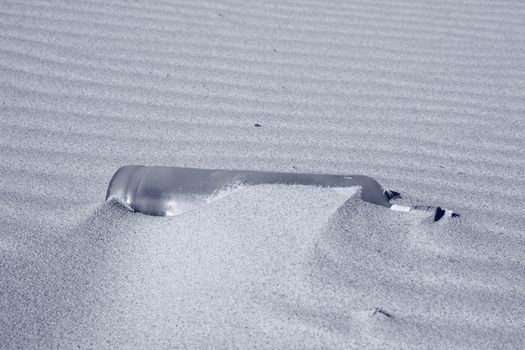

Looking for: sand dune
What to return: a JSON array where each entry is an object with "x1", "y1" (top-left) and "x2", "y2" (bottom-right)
[{"x1": 1, "y1": 0, "x2": 524, "y2": 348}]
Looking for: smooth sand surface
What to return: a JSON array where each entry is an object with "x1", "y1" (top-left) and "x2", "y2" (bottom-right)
[{"x1": 1, "y1": 0, "x2": 524, "y2": 348}]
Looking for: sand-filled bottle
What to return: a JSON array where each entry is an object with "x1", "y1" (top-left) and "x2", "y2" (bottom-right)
[{"x1": 106, "y1": 165, "x2": 457, "y2": 221}]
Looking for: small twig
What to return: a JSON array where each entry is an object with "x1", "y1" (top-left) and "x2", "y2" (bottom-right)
[{"x1": 373, "y1": 308, "x2": 392, "y2": 318}]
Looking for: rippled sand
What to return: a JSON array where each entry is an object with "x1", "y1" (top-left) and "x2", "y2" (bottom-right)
[{"x1": 1, "y1": 0, "x2": 524, "y2": 348}]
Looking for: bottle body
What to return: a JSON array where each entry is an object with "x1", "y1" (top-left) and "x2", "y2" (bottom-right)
[{"x1": 105, "y1": 165, "x2": 394, "y2": 217}]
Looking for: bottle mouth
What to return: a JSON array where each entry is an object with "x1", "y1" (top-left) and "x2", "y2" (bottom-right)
[{"x1": 390, "y1": 204, "x2": 460, "y2": 222}]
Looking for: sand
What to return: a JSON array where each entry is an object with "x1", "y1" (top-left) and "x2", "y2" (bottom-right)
[{"x1": 1, "y1": 0, "x2": 524, "y2": 348}]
